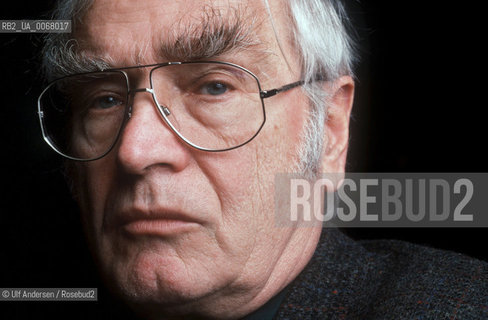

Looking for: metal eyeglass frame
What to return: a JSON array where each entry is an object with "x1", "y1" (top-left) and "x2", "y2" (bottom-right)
[{"x1": 38, "y1": 60, "x2": 308, "y2": 161}]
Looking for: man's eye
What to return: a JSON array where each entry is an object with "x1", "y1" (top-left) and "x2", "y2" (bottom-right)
[
  {"x1": 93, "y1": 96, "x2": 124, "y2": 109},
  {"x1": 200, "y1": 82, "x2": 228, "y2": 96}
]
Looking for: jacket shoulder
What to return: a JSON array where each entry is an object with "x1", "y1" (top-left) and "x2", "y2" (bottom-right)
[
  {"x1": 277, "y1": 230, "x2": 488, "y2": 320},
  {"x1": 360, "y1": 238, "x2": 488, "y2": 319}
]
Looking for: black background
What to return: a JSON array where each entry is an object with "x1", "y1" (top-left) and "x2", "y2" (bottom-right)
[{"x1": 1, "y1": 1, "x2": 486, "y2": 319}]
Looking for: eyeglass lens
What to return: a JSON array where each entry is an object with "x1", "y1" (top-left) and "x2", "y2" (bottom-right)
[{"x1": 38, "y1": 62, "x2": 265, "y2": 160}]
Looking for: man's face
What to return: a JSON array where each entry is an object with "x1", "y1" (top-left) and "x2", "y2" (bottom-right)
[{"x1": 70, "y1": 0, "x2": 339, "y2": 317}]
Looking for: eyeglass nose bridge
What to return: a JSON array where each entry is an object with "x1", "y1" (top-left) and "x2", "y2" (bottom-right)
[
  {"x1": 127, "y1": 87, "x2": 171, "y2": 118},
  {"x1": 129, "y1": 87, "x2": 154, "y2": 94}
]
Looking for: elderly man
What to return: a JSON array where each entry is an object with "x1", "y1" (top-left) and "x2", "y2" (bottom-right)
[{"x1": 37, "y1": 0, "x2": 487, "y2": 319}]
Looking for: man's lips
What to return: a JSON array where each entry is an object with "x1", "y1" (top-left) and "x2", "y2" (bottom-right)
[
  {"x1": 123, "y1": 219, "x2": 200, "y2": 236},
  {"x1": 110, "y1": 208, "x2": 204, "y2": 236}
]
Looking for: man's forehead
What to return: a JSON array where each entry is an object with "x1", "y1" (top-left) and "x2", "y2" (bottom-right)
[{"x1": 75, "y1": 0, "x2": 278, "y2": 67}]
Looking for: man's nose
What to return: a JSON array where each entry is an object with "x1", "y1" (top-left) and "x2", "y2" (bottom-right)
[{"x1": 115, "y1": 88, "x2": 191, "y2": 174}]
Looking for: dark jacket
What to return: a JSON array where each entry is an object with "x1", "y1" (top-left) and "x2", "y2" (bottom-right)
[{"x1": 276, "y1": 229, "x2": 488, "y2": 319}]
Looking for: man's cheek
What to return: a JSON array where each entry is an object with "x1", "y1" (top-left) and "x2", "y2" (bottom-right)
[
  {"x1": 202, "y1": 151, "x2": 257, "y2": 200},
  {"x1": 74, "y1": 162, "x2": 113, "y2": 231}
]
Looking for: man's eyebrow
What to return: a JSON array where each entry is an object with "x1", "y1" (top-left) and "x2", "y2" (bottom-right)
[
  {"x1": 42, "y1": 38, "x2": 114, "y2": 81},
  {"x1": 43, "y1": 6, "x2": 270, "y2": 81},
  {"x1": 158, "y1": 6, "x2": 268, "y2": 62}
]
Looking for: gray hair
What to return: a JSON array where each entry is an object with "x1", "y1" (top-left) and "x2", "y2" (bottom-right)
[
  {"x1": 41, "y1": 0, "x2": 98, "y2": 80},
  {"x1": 272, "y1": 0, "x2": 356, "y2": 178},
  {"x1": 41, "y1": 0, "x2": 356, "y2": 177}
]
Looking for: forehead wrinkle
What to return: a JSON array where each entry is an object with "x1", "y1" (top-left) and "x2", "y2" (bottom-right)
[
  {"x1": 156, "y1": 4, "x2": 271, "y2": 63},
  {"x1": 50, "y1": 2, "x2": 283, "y2": 82}
]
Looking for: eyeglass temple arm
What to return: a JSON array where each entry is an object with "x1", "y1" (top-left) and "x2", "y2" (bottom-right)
[
  {"x1": 260, "y1": 81, "x2": 304, "y2": 99},
  {"x1": 260, "y1": 75, "x2": 326, "y2": 99}
]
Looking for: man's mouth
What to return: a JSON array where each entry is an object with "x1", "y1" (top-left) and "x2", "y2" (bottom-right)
[
  {"x1": 110, "y1": 207, "x2": 204, "y2": 237},
  {"x1": 123, "y1": 218, "x2": 200, "y2": 236}
]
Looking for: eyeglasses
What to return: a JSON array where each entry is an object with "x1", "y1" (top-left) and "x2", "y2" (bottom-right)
[{"x1": 38, "y1": 61, "x2": 306, "y2": 161}]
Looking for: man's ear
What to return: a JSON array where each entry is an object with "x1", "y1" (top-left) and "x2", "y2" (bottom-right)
[{"x1": 320, "y1": 76, "x2": 355, "y2": 173}]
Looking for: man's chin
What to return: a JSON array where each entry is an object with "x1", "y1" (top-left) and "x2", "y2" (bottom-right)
[
  {"x1": 92, "y1": 228, "x2": 248, "y2": 316},
  {"x1": 98, "y1": 249, "x2": 227, "y2": 310}
]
